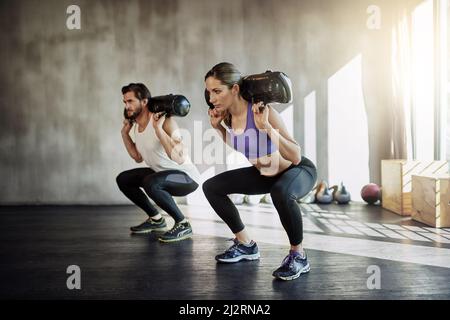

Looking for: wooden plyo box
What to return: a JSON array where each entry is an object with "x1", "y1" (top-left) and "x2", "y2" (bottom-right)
[
  {"x1": 381, "y1": 160, "x2": 448, "y2": 216},
  {"x1": 411, "y1": 175, "x2": 450, "y2": 228}
]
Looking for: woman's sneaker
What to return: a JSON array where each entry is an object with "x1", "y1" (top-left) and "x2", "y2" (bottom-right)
[
  {"x1": 215, "y1": 239, "x2": 260, "y2": 263},
  {"x1": 272, "y1": 250, "x2": 310, "y2": 281},
  {"x1": 158, "y1": 220, "x2": 193, "y2": 243},
  {"x1": 130, "y1": 217, "x2": 167, "y2": 234}
]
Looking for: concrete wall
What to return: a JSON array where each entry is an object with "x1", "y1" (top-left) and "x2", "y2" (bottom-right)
[{"x1": 0, "y1": 0, "x2": 421, "y2": 204}]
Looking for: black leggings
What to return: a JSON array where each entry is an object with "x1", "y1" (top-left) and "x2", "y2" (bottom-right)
[
  {"x1": 202, "y1": 157, "x2": 317, "y2": 246},
  {"x1": 116, "y1": 168, "x2": 199, "y2": 223}
]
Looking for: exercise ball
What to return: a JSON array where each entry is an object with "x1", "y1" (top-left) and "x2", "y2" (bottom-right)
[{"x1": 361, "y1": 183, "x2": 381, "y2": 204}]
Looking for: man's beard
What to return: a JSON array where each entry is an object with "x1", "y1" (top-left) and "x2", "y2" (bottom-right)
[{"x1": 125, "y1": 106, "x2": 142, "y2": 121}]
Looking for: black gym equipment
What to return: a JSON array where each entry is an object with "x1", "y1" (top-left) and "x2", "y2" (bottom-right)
[
  {"x1": 148, "y1": 94, "x2": 191, "y2": 117},
  {"x1": 205, "y1": 71, "x2": 293, "y2": 109},
  {"x1": 240, "y1": 71, "x2": 293, "y2": 105}
]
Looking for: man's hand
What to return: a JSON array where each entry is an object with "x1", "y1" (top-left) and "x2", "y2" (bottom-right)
[
  {"x1": 151, "y1": 112, "x2": 166, "y2": 132},
  {"x1": 121, "y1": 119, "x2": 133, "y2": 136}
]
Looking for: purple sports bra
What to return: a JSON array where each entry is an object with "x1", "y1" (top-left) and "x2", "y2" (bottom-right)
[{"x1": 229, "y1": 103, "x2": 277, "y2": 160}]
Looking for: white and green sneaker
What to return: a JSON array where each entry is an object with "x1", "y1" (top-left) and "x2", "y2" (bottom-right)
[
  {"x1": 130, "y1": 217, "x2": 167, "y2": 234},
  {"x1": 158, "y1": 221, "x2": 193, "y2": 243}
]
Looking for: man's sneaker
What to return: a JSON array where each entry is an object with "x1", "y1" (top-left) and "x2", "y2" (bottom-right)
[
  {"x1": 130, "y1": 217, "x2": 167, "y2": 234},
  {"x1": 215, "y1": 239, "x2": 260, "y2": 263},
  {"x1": 272, "y1": 251, "x2": 310, "y2": 281},
  {"x1": 158, "y1": 221, "x2": 193, "y2": 243}
]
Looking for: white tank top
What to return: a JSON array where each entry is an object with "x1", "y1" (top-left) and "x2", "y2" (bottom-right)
[{"x1": 133, "y1": 122, "x2": 201, "y2": 184}]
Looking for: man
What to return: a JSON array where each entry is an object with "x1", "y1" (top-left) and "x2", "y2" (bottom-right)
[{"x1": 116, "y1": 83, "x2": 200, "y2": 242}]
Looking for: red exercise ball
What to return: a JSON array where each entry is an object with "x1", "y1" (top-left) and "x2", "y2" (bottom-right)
[{"x1": 361, "y1": 183, "x2": 381, "y2": 204}]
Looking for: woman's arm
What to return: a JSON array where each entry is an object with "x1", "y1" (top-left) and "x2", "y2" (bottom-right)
[
  {"x1": 208, "y1": 108, "x2": 234, "y2": 148},
  {"x1": 252, "y1": 104, "x2": 302, "y2": 165}
]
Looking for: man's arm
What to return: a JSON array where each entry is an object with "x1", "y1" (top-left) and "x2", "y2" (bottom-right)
[
  {"x1": 154, "y1": 116, "x2": 186, "y2": 165},
  {"x1": 121, "y1": 120, "x2": 143, "y2": 163}
]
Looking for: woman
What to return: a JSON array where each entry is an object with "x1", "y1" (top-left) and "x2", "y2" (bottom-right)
[
  {"x1": 116, "y1": 83, "x2": 200, "y2": 243},
  {"x1": 202, "y1": 63, "x2": 317, "y2": 281}
]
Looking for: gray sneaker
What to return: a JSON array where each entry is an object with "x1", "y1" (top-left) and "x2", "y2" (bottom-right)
[
  {"x1": 272, "y1": 251, "x2": 310, "y2": 281},
  {"x1": 130, "y1": 217, "x2": 167, "y2": 234},
  {"x1": 158, "y1": 221, "x2": 193, "y2": 243},
  {"x1": 215, "y1": 239, "x2": 260, "y2": 263}
]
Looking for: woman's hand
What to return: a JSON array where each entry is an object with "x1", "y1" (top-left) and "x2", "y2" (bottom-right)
[
  {"x1": 208, "y1": 108, "x2": 225, "y2": 129},
  {"x1": 151, "y1": 112, "x2": 166, "y2": 131},
  {"x1": 252, "y1": 102, "x2": 271, "y2": 131}
]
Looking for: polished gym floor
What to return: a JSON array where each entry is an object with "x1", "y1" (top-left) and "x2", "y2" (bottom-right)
[{"x1": 1, "y1": 202, "x2": 450, "y2": 300}]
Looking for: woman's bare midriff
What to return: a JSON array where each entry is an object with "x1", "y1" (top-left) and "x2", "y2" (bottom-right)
[{"x1": 249, "y1": 151, "x2": 293, "y2": 177}]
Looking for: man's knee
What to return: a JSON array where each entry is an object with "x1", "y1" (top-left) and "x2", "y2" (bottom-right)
[
  {"x1": 141, "y1": 176, "x2": 161, "y2": 195},
  {"x1": 116, "y1": 171, "x2": 129, "y2": 188}
]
